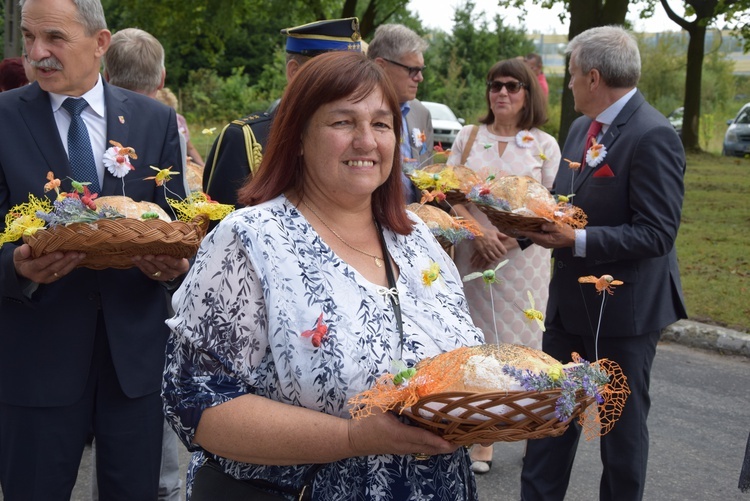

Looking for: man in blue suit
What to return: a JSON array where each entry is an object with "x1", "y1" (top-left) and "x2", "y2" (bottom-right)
[
  {"x1": 518, "y1": 26, "x2": 687, "y2": 500},
  {"x1": 0, "y1": 0, "x2": 188, "y2": 499}
]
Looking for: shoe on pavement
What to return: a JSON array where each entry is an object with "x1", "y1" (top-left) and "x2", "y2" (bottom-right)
[{"x1": 470, "y1": 460, "x2": 492, "y2": 474}]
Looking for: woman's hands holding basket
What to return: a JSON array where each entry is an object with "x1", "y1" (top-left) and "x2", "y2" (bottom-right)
[
  {"x1": 470, "y1": 228, "x2": 509, "y2": 268},
  {"x1": 347, "y1": 411, "x2": 459, "y2": 458}
]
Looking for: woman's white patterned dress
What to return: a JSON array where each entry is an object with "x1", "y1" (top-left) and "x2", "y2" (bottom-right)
[
  {"x1": 163, "y1": 195, "x2": 484, "y2": 500},
  {"x1": 447, "y1": 124, "x2": 560, "y2": 348}
]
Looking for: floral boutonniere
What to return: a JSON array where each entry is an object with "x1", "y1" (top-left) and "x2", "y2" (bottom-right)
[
  {"x1": 515, "y1": 130, "x2": 534, "y2": 148},
  {"x1": 586, "y1": 140, "x2": 607, "y2": 167},
  {"x1": 103, "y1": 140, "x2": 137, "y2": 179},
  {"x1": 412, "y1": 128, "x2": 428, "y2": 155}
]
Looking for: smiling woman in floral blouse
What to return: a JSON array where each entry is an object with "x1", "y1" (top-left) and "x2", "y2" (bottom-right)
[{"x1": 163, "y1": 52, "x2": 485, "y2": 500}]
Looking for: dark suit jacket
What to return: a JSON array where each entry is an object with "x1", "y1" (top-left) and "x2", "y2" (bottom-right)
[
  {"x1": 0, "y1": 81, "x2": 185, "y2": 407},
  {"x1": 548, "y1": 90, "x2": 687, "y2": 338}
]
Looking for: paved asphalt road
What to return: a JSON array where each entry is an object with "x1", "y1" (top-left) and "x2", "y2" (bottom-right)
[{"x1": 4, "y1": 340, "x2": 747, "y2": 501}]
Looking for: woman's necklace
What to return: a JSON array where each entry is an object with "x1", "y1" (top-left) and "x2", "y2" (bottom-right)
[{"x1": 301, "y1": 199, "x2": 384, "y2": 268}]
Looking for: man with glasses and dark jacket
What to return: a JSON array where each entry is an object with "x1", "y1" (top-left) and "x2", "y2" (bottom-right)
[{"x1": 368, "y1": 24, "x2": 433, "y2": 204}]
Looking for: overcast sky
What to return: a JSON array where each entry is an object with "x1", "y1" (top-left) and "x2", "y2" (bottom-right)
[{"x1": 407, "y1": 0, "x2": 686, "y2": 35}]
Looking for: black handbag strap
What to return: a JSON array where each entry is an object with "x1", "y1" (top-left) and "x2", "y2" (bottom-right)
[{"x1": 375, "y1": 222, "x2": 405, "y2": 359}]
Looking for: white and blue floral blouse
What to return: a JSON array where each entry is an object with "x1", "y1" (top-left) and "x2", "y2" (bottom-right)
[{"x1": 163, "y1": 195, "x2": 485, "y2": 500}]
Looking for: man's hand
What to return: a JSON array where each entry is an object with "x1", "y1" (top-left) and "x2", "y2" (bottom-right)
[
  {"x1": 13, "y1": 244, "x2": 85, "y2": 283},
  {"x1": 517, "y1": 222, "x2": 576, "y2": 249},
  {"x1": 132, "y1": 255, "x2": 190, "y2": 281}
]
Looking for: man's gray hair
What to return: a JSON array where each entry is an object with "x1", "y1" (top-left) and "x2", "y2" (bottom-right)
[
  {"x1": 104, "y1": 28, "x2": 164, "y2": 94},
  {"x1": 367, "y1": 24, "x2": 428, "y2": 60},
  {"x1": 566, "y1": 25, "x2": 640, "y2": 88},
  {"x1": 19, "y1": 0, "x2": 107, "y2": 35}
]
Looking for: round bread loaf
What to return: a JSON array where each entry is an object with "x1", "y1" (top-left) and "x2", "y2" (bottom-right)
[
  {"x1": 416, "y1": 343, "x2": 561, "y2": 393},
  {"x1": 407, "y1": 203, "x2": 456, "y2": 230},
  {"x1": 95, "y1": 196, "x2": 172, "y2": 222},
  {"x1": 489, "y1": 175, "x2": 555, "y2": 211}
]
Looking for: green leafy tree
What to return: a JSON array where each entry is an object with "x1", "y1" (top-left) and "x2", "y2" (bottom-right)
[
  {"x1": 658, "y1": 0, "x2": 750, "y2": 151},
  {"x1": 421, "y1": 1, "x2": 533, "y2": 122}
]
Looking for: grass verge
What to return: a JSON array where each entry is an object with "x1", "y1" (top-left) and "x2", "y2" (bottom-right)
[{"x1": 678, "y1": 152, "x2": 750, "y2": 332}]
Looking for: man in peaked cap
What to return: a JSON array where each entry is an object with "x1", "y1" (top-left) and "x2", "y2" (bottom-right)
[{"x1": 203, "y1": 17, "x2": 361, "y2": 208}]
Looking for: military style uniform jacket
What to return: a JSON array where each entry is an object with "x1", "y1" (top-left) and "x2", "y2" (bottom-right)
[{"x1": 202, "y1": 110, "x2": 275, "y2": 208}]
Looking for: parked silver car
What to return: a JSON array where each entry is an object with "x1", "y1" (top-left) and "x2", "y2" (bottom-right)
[
  {"x1": 422, "y1": 101, "x2": 464, "y2": 148},
  {"x1": 723, "y1": 103, "x2": 750, "y2": 157}
]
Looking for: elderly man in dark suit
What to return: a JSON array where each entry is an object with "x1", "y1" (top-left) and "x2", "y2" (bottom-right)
[
  {"x1": 0, "y1": 0, "x2": 188, "y2": 499},
  {"x1": 518, "y1": 26, "x2": 687, "y2": 501}
]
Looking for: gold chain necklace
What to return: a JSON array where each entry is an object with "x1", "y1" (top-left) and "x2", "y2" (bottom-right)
[{"x1": 301, "y1": 199, "x2": 384, "y2": 268}]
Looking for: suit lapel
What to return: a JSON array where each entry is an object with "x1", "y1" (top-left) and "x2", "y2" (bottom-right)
[
  {"x1": 101, "y1": 83, "x2": 131, "y2": 197},
  {"x1": 18, "y1": 84, "x2": 70, "y2": 183},
  {"x1": 572, "y1": 91, "x2": 645, "y2": 192}
]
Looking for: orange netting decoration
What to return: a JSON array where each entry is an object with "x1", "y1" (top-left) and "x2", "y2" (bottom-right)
[
  {"x1": 527, "y1": 199, "x2": 588, "y2": 229},
  {"x1": 578, "y1": 354, "x2": 630, "y2": 439},
  {"x1": 349, "y1": 346, "x2": 475, "y2": 419}
]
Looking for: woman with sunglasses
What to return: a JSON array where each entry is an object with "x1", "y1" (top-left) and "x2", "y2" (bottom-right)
[{"x1": 446, "y1": 58, "x2": 561, "y2": 474}]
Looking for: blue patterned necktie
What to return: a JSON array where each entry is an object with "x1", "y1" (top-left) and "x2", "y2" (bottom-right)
[{"x1": 62, "y1": 97, "x2": 101, "y2": 193}]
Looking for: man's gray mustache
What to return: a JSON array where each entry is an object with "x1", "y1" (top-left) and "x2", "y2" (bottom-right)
[{"x1": 29, "y1": 58, "x2": 63, "y2": 71}]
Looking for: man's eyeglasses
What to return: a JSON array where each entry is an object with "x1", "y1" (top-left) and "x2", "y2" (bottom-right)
[
  {"x1": 383, "y1": 58, "x2": 426, "y2": 78},
  {"x1": 487, "y1": 80, "x2": 526, "y2": 94}
]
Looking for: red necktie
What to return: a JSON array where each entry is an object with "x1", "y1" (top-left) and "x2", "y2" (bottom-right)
[{"x1": 583, "y1": 120, "x2": 603, "y2": 164}]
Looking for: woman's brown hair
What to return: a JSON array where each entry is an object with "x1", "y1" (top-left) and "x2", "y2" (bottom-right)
[
  {"x1": 237, "y1": 51, "x2": 413, "y2": 235},
  {"x1": 479, "y1": 58, "x2": 548, "y2": 130}
]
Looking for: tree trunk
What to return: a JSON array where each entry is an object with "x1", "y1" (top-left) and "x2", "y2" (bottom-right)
[
  {"x1": 681, "y1": 23, "x2": 707, "y2": 152},
  {"x1": 3, "y1": 0, "x2": 23, "y2": 58}
]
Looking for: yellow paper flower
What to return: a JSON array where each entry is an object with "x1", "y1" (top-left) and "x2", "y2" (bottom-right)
[
  {"x1": 421, "y1": 261, "x2": 441, "y2": 286},
  {"x1": 201, "y1": 127, "x2": 217, "y2": 136}
]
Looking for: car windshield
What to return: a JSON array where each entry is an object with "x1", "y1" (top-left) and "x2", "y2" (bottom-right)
[
  {"x1": 425, "y1": 104, "x2": 457, "y2": 121},
  {"x1": 736, "y1": 108, "x2": 750, "y2": 124}
]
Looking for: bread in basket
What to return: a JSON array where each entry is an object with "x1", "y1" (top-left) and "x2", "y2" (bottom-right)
[{"x1": 349, "y1": 344, "x2": 629, "y2": 445}]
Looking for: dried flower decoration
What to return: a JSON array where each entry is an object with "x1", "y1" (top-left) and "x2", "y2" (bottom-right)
[
  {"x1": 515, "y1": 130, "x2": 534, "y2": 148},
  {"x1": 586, "y1": 141, "x2": 607, "y2": 167},
  {"x1": 502, "y1": 356, "x2": 610, "y2": 421}
]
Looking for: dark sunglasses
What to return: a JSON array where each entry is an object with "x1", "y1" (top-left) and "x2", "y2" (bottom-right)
[
  {"x1": 383, "y1": 58, "x2": 426, "y2": 78},
  {"x1": 487, "y1": 80, "x2": 526, "y2": 94}
]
